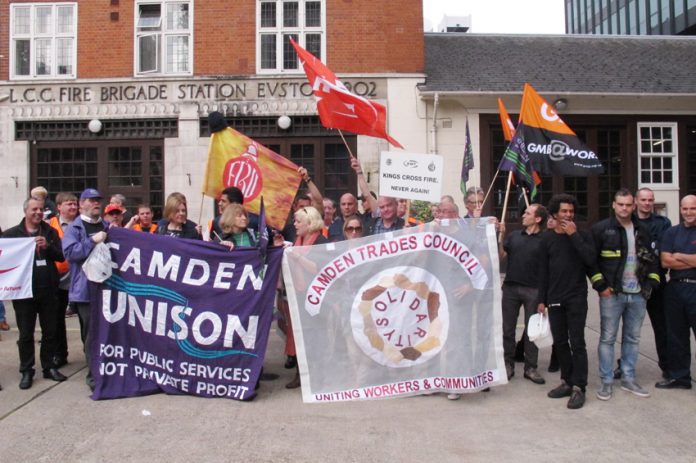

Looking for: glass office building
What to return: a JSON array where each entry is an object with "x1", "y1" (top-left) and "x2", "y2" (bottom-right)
[{"x1": 566, "y1": 0, "x2": 696, "y2": 35}]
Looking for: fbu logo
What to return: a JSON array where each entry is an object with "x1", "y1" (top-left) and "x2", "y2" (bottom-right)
[{"x1": 222, "y1": 144, "x2": 263, "y2": 203}]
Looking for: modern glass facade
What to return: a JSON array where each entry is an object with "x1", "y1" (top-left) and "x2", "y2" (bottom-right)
[{"x1": 566, "y1": 0, "x2": 696, "y2": 35}]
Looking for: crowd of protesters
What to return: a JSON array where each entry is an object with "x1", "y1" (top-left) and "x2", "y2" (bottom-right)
[{"x1": 1, "y1": 162, "x2": 695, "y2": 410}]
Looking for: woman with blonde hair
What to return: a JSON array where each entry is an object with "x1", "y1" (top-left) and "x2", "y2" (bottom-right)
[
  {"x1": 342, "y1": 215, "x2": 364, "y2": 241},
  {"x1": 157, "y1": 192, "x2": 202, "y2": 240},
  {"x1": 293, "y1": 206, "x2": 327, "y2": 247},
  {"x1": 217, "y1": 203, "x2": 255, "y2": 250},
  {"x1": 281, "y1": 206, "x2": 328, "y2": 389}
]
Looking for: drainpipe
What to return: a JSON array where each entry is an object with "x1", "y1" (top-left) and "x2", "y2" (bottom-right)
[{"x1": 431, "y1": 92, "x2": 439, "y2": 154}]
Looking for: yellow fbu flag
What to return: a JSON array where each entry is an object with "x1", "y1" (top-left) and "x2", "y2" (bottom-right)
[{"x1": 203, "y1": 112, "x2": 302, "y2": 230}]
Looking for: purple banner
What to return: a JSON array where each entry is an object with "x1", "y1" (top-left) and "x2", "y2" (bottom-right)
[{"x1": 89, "y1": 227, "x2": 282, "y2": 401}]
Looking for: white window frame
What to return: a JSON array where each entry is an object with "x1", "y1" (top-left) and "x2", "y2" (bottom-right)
[
  {"x1": 637, "y1": 122, "x2": 679, "y2": 189},
  {"x1": 9, "y1": 3, "x2": 77, "y2": 80},
  {"x1": 256, "y1": 0, "x2": 326, "y2": 74},
  {"x1": 133, "y1": 0, "x2": 193, "y2": 77}
]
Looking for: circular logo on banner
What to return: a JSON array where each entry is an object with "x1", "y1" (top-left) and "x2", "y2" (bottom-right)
[
  {"x1": 350, "y1": 266, "x2": 449, "y2": 368},
  {"x1": 222, "y1": 156, "x2": 263, "y2": 203}
]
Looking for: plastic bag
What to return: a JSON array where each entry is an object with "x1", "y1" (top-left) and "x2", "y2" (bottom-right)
[
  {"x1": 82, "y1": 242, "x2": 113, "y2": 283},
  {"x1": 528, "y1": 312, "x2": 553, "y2": 348}
]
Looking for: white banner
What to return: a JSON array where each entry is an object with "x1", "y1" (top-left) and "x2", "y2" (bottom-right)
[
  {"x1": 282, "y1": 220, "x2": 505, "y2": 402},
  {"x1": 0, "y1": 237, "x2": 36, "y2": 300},
  {"x1": 378, "y1": 151, "x2": 443, "y2": 202}
]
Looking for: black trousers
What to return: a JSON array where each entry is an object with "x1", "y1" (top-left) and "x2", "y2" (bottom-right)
[
  {"x1": 645, "y1": 284, "x2": 668, "y2": 373},
  {"x1": 502, "y1": 283, "x2": 539, "y2": 370},
  {"x1": 547, "y1": 296, "x2": 588, "y2": 390},
  {"x1": 12, "y1": 290, "x2": 59, "y2": 373},
  {"x1": 663, "y1": 282, "x2": 696, "y2": 382},
  {"x1": 76, "y1": 302, "x2": 94, "y2": 384},
  {"x1": 55, "y1": 288, "x2": 69, "y2": 360}
]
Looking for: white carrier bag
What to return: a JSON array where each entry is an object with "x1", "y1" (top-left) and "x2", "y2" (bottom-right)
[
  {"x1": 82, "y1": 242, "x2": 113, "y2": 283},
  {"x1": 528, "y1": 312, "x2": 553, "y2": 349}
]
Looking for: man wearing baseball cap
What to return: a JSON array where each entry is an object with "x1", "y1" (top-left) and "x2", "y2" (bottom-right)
[
  {"x1": 62, "y1": 188, "x2": 109, "y2": 391},
  {"x1": 103, "y1": 203, "x2": 125, "y2": 227}
]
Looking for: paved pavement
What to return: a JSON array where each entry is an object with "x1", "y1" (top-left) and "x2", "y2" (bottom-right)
[{"x1": 1, "y1": 296, "x2": 694, "y2": 463}]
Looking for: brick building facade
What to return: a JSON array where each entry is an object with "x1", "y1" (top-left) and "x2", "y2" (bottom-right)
[{"x1": 0, "y1": 0, "x2": 426, "y2": 229}]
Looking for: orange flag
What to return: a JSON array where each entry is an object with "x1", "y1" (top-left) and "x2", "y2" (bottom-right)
[
  {"x1": 202, "y1": 112, "x2": 302, "y2": 230},
  {"x1": 517, "y1": 83, "x2": 603, "y2": 176},
  {"x1": 497, "y1": 98, "x2": 516, "y2": 142}
]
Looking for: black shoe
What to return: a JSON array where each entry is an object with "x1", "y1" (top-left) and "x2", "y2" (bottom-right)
[
  {"x1": 285, "y1": 372, "x2": 301, "y2": 389},
  {"x1": 284, "y1": 356, "x2": 297, "y2": 369},
  {"x1": 19, "y1": 371, "x2": 34, "y2": 390},
  {"x1": 43, "y1": 368, "x2": 67, "y2": 382},
  {"x1": 547, "y1": 382, "x2": 572, "y2": 398},
  {"x1": 53, "y1": 356, "x2": 68, "y2": 368},
  {"x1": 655, "y1": 379, "x2": 692, "y2": 390},
  {"x1": 567, "y1": 387, "x2": 586, "y2": 409}
]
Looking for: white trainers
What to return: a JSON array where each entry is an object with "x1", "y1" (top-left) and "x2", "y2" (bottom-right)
[
  {"x1": 621, "y1": 380, "x2": 650, "y2": 398},
  {"x1": 447, "y1": 393, "x2": 461, "y2": 401}
]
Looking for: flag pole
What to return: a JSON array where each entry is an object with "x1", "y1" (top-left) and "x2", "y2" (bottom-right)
[
  {"x1": 338, "y1": 129, "x2": 356, "y2": 159},
  {"x1": 521, "y1": 187, "x2": 530, "y2": 208},
  {"x1": 481, "y1": 168, "x2": 501, "y2": 209},
  {"x1": 197, "y1": 192, "x2": 206, "y2": 229},
  {"x1": 500, "y1": 171, "x2": 514, "y2": 229}
]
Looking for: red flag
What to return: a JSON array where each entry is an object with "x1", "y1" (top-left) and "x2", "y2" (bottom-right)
[{"x1": 290, "y1": 38, "x2": 403, "y2": 148}]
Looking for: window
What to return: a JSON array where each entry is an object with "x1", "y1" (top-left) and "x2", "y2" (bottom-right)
[
  {"x1": 10, "y1": 3, "x2": 76, "y2": 79},
  {"x1": 257, "y1": 0, "x2": 325, "y2": 73},
  {"x1": 32, "y1": 141, "x2": 165, "y2": 219},
  {"x1": 135, "y1": 1, "x2": 192, "y2": 76},
  {"x1": 638, "y1": 123, "x2": 678, "y2": 187}
]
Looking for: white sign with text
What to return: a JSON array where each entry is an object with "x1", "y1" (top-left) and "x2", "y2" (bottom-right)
[{"x1": 379, "y1": 151, "x2": 443, "y2": 202}]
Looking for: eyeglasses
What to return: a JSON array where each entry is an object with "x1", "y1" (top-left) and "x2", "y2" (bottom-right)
[{"x1": 346, "y1": 226, "x2": 362, "y2": 232}]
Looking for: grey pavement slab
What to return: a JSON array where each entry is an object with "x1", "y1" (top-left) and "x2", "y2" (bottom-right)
[{"x1": 1, "y1": 296, "x2": 694, "y2": 462}]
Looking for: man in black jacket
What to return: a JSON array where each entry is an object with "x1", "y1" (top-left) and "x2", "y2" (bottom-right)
[
  {"x1": 635, "y1": 187, "x2": 672, "y2": 379},
  {"x1": 3, "y1": 198, "x2": 67, "y2": 389},
  {"x1": 591, "y1": 188, "x2": 660, "y2": 401},
  {"x1": 536, "y1": 194, "x2": 598, "y2": 410},
  {"x1": 500, "y1": 203, "x2": 548, "y2": 385}
]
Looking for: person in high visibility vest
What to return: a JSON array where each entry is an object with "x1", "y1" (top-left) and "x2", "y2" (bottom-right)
[
  {"x1": 127, "y1": 204, "x2": 158, "y2": 233},
  {"x1": 48, "y1": 192, "x2": 78, "y2": 368},
  {"x1": 397, "y1": 198, "x2": 423, "y2": 227}
]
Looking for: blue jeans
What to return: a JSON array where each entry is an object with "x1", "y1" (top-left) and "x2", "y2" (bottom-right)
[
  {"x1": 0, "y1": 300, "x2": 5, "y2": 321},
  {"x1": 598, "y1": 292, "x2": 647, "y2": 384}
]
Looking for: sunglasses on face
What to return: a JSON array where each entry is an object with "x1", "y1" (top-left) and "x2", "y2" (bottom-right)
[{"x1": 346, "y1": 226, "x2": 362, "y2": 232}]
